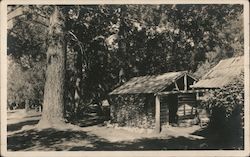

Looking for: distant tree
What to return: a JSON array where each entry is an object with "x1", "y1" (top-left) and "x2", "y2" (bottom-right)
[
  {"x1": 194, "y1": 9, "x2": 243, "y2": 78},
  {"x1": 7, "y1": 56, "x2": 45, "y2": 110},
  {"x1": 7, "y1": 5, "x2": 48, "y2": 110}
]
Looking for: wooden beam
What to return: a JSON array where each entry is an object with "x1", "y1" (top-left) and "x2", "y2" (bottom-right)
[
  {"x1": 156, "y1": 89, "x2": 205, "y2": 96},
  {"x1": 184, "y1": 73, "x2": 187, "y2": 91},
  {"x1": 174, "y1": 81, "x2": 179, "y2": 91},
  {"x1": 155, "y1": 95, "x2": 161, "y2": 133},
  {"x1": 183, "y1": 104, "x2": 186, "y2": 116}
]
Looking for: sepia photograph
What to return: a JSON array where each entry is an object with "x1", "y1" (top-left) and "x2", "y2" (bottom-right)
[{"x1": 1, "y1": 0, "x2": 249, "y2": 156}]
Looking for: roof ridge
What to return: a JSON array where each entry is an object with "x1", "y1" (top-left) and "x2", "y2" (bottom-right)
[
  {"x1": 109, "y1": 71, "x2": 192, "y2": 94},
  {"x1": 130, "y1": 70, "x2": 187, "y2": 78}
]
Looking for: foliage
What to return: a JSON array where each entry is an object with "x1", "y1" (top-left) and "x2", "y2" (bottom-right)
[
  {"x1": 7, "y1": 6, "x2": 47, "y2": 63},
  {"x1": 193, "y1": 7, "x2": 243, "y2": 78},
  {"x1": 7, "y1": 5, "x2": 47, "y2": 109},
  {"x1": 7, "y1": 5, "x2": 244, "y2": 119},
  {"x1": 200, "y1": 72, "x2": 244, "y2": 145},
  {"x1": 63, "y1": 4, "x2": 244, "y2": 119},
  {"x1": 7, "y1": 56, "x2": 46, "y2": 109}
]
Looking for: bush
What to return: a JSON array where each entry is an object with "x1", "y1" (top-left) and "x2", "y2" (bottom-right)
[{"x1": 201, "y1": 72, "x2": 244, "y2": 147}]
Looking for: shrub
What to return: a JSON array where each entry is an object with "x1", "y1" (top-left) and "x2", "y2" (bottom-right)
[{"x1": 201, "y1": 72, "x2": 244, "y2": 147}]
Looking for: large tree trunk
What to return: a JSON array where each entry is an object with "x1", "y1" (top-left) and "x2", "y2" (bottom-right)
[{"x1": 37, "y1": 6, "x2": 67, "y2": 128}]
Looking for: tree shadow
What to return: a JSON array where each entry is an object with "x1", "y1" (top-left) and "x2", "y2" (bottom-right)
[
  {"x1": 69, "y1": 135, "x2": 209, "y2": 151},
  {"x1": 7, "y1": 119, "x2": 40, "y2": 132},
  {"x1": 8, "y1": 126, "x2": 243, "y2": 151},
  {"x1": 8, "y1": 128, "x2": 107, "y2": 151},
  {"x1": 7, "y1": 127, "x2": 210, "y2": 151},
  {"x1": 124, "y1": 136, "x2": 208, "y2": 150},
  {"x1": 7, "y1": 111, "x2": 243, "y2": 151},
  {"x1": 191, "y1": 127, "x2": 244, "y2": 150}
]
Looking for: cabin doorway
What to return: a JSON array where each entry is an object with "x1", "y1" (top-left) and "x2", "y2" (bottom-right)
[
  {"x1": 160, "y1": 94, "x2": 178, "y2": 127},
  {"x1": 168, "y1": 94, "x2": 178, "y2": 124}
]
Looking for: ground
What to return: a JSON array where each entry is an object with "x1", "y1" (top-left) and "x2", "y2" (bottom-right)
[{"x1": 7, "y1": 109, "x2": 241, "y2": 151}]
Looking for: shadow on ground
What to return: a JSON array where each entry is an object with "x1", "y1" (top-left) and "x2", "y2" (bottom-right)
[
  {"x1": 191, "y1": 127, "x2": 244, "y2": 150},
  {"x1": 8, "y1": 128, "x2": 209, "y2": 151},
  {"x1": 8, "y1": 126, "x2": 242, "y2": 151},
  {"x1": 7, "y1": 111, "x2": 243, "y2": 151},
  {"x1": 8, "y1": 128, "x2": 100, "y2": 151},
  {"x1": 7, "y1": 119, "x2": 40, "y2": 132}
]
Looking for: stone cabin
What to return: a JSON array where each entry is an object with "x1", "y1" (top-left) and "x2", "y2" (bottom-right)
[{"x1": 108, "y1": 71, "x2": 198, "y2": 132}]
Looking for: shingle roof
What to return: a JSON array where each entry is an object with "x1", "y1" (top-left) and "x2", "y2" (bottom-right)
[
  {"x1": 110, "y1": 71, "x2": 194, "y2": 94},
  {"x1": 192, "y1": 56, "x2": 244, "y2": 88}
]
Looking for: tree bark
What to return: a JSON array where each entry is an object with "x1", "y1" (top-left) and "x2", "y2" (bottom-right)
[{"x1": 37, "y1": 6, "x2": 66, "y2": 128}]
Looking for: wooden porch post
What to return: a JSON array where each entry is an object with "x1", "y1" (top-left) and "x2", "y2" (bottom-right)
[{"x1": 155, "y1": 95, "x2": 161, "y2": 133}]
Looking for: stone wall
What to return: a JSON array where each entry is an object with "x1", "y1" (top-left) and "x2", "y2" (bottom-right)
[{"x1": 108, "y1": 94, "x2": 155, "y2": 129}]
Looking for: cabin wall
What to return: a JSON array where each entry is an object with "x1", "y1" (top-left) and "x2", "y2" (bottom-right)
[
  {"x1": 157, "y1": 93, "x2": 197, "y2": 127},
  {"x1": 177, "y1": 93, "x2": 197, "y2": 120},
  {"x1": 108, "y1": 94, "x2": 155, "y2": 129}
]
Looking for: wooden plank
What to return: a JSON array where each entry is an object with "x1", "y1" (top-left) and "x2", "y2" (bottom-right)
[
  {"x1": 179, "y1": 97, "x2": 195, "y2": 100},
  {"x1": 179, "y1": 100, "x2": 196, "y2": 103},
  {"x1": 184, "y1": 73, "x2": 187, "y2": 91},
  {"x1": 155, "y1": 95, "x2": 161, "y2": 133},
  {"x1": 179, "y1": 102, "x2": 196, "y2": 104},
  {"x1": 178, "y1": 93, "x2": 196, "y2": 97},
  {"x1": 178, "y1": 98, "x2": 196, "y2": 100},
  {"x1": 160, "y1": 102, "x2": 167, "y2": 124},
  {"x1": 178, "y1": 95, "x2": 195, "y2": 98}
]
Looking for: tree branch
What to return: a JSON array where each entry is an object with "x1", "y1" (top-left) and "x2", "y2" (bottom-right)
[{"x1": 67, "y1": 31, "x2": 89, "y2": 70}]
